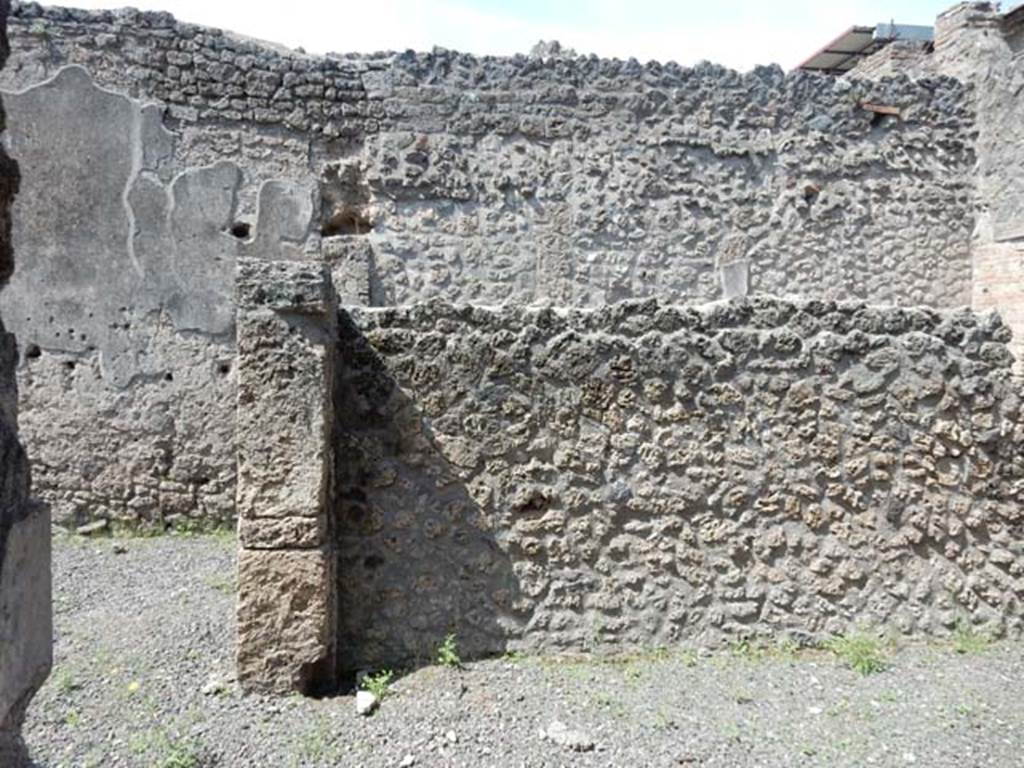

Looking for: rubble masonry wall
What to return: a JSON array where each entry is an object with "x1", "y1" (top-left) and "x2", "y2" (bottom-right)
[{"x1": 0, "y1": 3, "x2": 981, "y2": 526}]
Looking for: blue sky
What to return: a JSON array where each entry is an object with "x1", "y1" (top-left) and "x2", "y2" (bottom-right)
[{"x1": 66, "y1": 0, "x2": 960, "y2": 70}]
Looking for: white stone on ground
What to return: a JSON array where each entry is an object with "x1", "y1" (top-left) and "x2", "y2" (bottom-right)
[
  {"x1": 541, "y1": 720, "x2": 595, "y2": 752},
  {"x1": 355, "y1": 690, "x2": 379, "y2": 716}
]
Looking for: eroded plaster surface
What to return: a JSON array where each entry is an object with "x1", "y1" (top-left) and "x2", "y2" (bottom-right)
[{"x1": 0, "y1": 64, "x2": 315, "y2": 527}]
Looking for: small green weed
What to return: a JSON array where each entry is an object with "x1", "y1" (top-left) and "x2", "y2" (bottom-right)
[
  {"x1": 592, "y1": 691, "x2": 628, "y2": 719},
  {"x1": 825, "y1": 633, "x2": 887, "y2": 675},
  {"x1": 122, "y1": 523, "x2": 164, "y2": 538},
  {"x1": 729, "y1": 637, "x2": 802, "y2": 663},
  {"x1": 651, "y1": 709, "x2": 677, "y2": 732},
  {"x1": 437, "y1": 633, "x2": 462, "y2": 668},
  {"x1": 53, "y1": 667, "x2": 81, "y2": 695},
  {"x1": 877, "y1": 689, "x2": 899, "y2": 704},
  {"x1": 360, "y1": 669, "x2": 394, "y2": 700},
  {"x1": 160, "y1": 743, "x2": 203, "y2": 768},
  {"x1": 130, "y1": 729, "x2": 204, "y2": 768},
  {"x1": 774, "y1": 638, "x2": 801, "y2": 661},
  {"x1": 721, "y1": 721, "x2": 742, "y2": 743},
  {"x1": 293, "y1": 718, "x2": 342, "y2": 766},
  {"x1": 730, "y1": 638, "x2": 762, "y2": 661},
  {"x1": 203, "y1": 573, "x2": 236, "y2": 595},
  {"x1": 952, "y1": 620, "x2": 990, "y2": 655},
  {"x1": 169, "y1": 518, "x2": 232, "y2": 538},
  {"x1": 646, "y1": 645, "x2": 671, "y2": 662}
]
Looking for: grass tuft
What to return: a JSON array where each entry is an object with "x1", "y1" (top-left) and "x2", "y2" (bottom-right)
[
  {"x1": 825, "y1": 633, "x2": 888, "y2": 675},
  {"x1": 360, "y1": 669, "x2": 394, "y2": 700},
  {"x1": 130, "y1": 729, "x2": 205, "y2": 768},
  {"x1": 952, "y1": 620, "x2": 991, "y2": 655},
  {"x1": 437, "y1": 633, "x2": 462, "y2": 668}
]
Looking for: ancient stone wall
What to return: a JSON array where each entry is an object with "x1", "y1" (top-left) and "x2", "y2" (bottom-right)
[
  {"x1": 4, "y1": 3, "x2": 976, "y2": 307},
  {"x1": 0, "y1": 0, "x2": 50, "y2": 759},
  {"x1": 936, "y1": 5, "x2": 1024, "y2": 370},
  {"x1": 847, "y1": 40, "x2": 933, "y2": 79},
  {"x1": 0, "y1": 3, "x2": 983, "y2": 525},
  {"x1": 333, "y1": 297, "x2": 1024, "y2": 668},
  {"x1": 852, "y1": 2, "x2": 1024, "y2": 370}
]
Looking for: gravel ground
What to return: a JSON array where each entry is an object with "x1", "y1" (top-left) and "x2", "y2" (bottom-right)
[{"x1": 22, "y1": 533, "x2": 1024, "y2": 768}]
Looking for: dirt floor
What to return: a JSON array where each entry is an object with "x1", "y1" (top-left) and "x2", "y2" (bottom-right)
[{"x1": 22, "y1": 533, "x2": 1024, "y2": 767}]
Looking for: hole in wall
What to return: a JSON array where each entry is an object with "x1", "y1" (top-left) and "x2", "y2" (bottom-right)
[
  {"x1": 164, "y1": 372, "x2": 174, "y2": 382},
  {"x1": 64, "y1": 360, "x2": 76, "y2": 371},
  {"x1": 322, "y1": 208, "x2": 374, "y2": 236},
  {"x1": 218, "y1": 362, "x2": 231, "y2": 375},
  {"x1": 320, "y1": 161, "x2": 373, "y2": 236},
  {"x1": 24, "y1": 343, "x2": 41, "y2": 360},
  {"x1": 230, "y1": 222, "x2": 251, "y2": 239}
]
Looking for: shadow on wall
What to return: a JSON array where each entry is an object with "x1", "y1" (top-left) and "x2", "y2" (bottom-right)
[{"x1": 333, "y1": 311, "x2": 523, "y2": 672}]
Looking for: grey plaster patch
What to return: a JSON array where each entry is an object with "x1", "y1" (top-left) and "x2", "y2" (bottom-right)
[
  {"x1": 0, "y1": 65, "x2": 264, "y2": 526},
  {"x1": 0, "y1": 66, "x2": 243, "y2": 364},
  {"x1": 139, "y1": 102, "x2": 175, "y2": 178},
  {"x1": 1, "y1": 65, "x2": 137, "y2": 355},
  {"x1": 250, "y1": 179, "x2": 316, "y2": 261},
  {"x1": 165, "y1": 161, "x2": 242, "y2": 335},
  {"x1": 720, "y1": 261, "x2": 750, "y2": 300}
]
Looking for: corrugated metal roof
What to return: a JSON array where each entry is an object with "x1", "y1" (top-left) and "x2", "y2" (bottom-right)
[{"x1": 798, "y1": 23, "x2": 933, "y2": 74}]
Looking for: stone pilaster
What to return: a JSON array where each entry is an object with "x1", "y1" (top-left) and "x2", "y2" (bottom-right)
[{"x1": 235, "y1": 258, "x2": 336, "y2": 695}]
